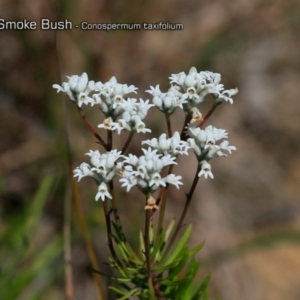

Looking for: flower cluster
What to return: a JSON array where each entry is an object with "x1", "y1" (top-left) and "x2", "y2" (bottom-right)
[
  {"x1": 53, "y1": 73, "x2": 154, "y2": 134},
  {"x1": 99, "y1": 98, "x2": 153, "y2": 134},
  {"x1": 147, "y1": 67, "x2": 238, "y2": 117},
  {"x1": 146, "y1": 85, "x2": 186, "y2": 115},
  {"x1": 187, "y1": 125, "x2": 236, "y2": 178},
  {"x1": 119, "y1": 148, "x2": 182, "y2": 195},
  {"x1": 52, "y1": 72, "x2": 95, "y2": 106},
  {"x1": 142, "y1": 131, "x2": 190, "y2": 156},
  {"x1": 73, "y1": 149, "x2": 123, "y2": 201},
  {"x1": 92, "y1": 77, "x2": 138, "y2": 118},
  {"x1": 53, "y1": 66, "x2": 238, "y2": 202}
]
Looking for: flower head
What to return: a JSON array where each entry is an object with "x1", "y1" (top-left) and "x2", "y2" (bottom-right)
[
  {"x1": 108, "y1": 98, "x2": 153, "y2": 134},
  {"x1": 52, "y1": 73, "x2": 93, "y2": 105},
  {"x1": 142, "y1": 131, "x2": 190, "y2": 156},
  {"x1": 120, "y1": 147, "x2": 181, "y2": 194},
  {"x1": 147, "y1": 85, "x2": 185, "y2": 115},
  {"x1": 95, "y1": 182, "x2": 112, "y2": 201},
  {"x1": 73, "y1": 149, "x2": 124, "y2": 201},
  {"x1": 198, "y1": 160, "x2": 214, "y2": 179},
  {"x1": 168, "y1": 67, "x2": 237, "y2": 113},
  {"x1": 187, "y1": 125, "x2": 236, "y2": 161}
]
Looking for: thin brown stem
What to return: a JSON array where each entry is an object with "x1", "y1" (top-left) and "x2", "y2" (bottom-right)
[
  {"x1": 198, "y1": 102, "x2": 221, "y2": 128},
  {"x1": 121, "y1": 131, "x2": 134, "y2": 154},
  {"x1": 180, "y1": 113, "x2": 191, "y2": 140},
  {"x1": 76, "y1": 106, "x2": 108, "y2": 150},
  {"x1": 163, "y1": 164, "x2": 201, "y2": 257},
  {"x1": 109, "y1": 181, "x2": 126, "y2": 242},
  {"x1": 144, "y1": 205, "x2": 151, "y2": 278},
  {"x1": 102, "y1": 199, "x2": 120, "y2": 264},
  {"x1": 165, "y1": 115, "x2": 172, "y2": 138},
  {"x1": 107, "y1": 130, "x2": 112, "y2": 151}
]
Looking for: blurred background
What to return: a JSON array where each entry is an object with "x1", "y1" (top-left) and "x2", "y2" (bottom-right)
[{"x1": 1, "y1": 0, "x2": 300, "y2": 299}]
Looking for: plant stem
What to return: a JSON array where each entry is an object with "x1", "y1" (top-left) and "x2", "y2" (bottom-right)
[
  {"x1": 102, "y1": 199, "x2": 120, "y2": 265},
  {"x1": 76, "y1": 106, "x2": 108, "y2": 150},
  {"x1": 121, "y1": 131, "x2": 134, "y2": 154},
  {"x1": 165, "y1": 115, "x2": 172, "y2": 137},
  {"x1": 180, "y1": 113, "x2": 191, "y2": 140},
  {"x1": 109, "y1": 181, "x2": 126, "y2": 242},
  {"x1": 153, "y1": 164, "x2": 174, "y2": 235},
  {"x1": 107, "y1": 128, "x2": 113, "y2": 151},
  {"x1": 198, "y1": 102, "x2": 221, "y2": 128},
  {"x1": 163, "y1": 164, "x2": 201, "y2": 257},
  {"x1": 107, "y1": 129, "x2": 126, "y2": 242},
  {"x1": 144, "y1": 204, "x2": 151, "y2": 278}
]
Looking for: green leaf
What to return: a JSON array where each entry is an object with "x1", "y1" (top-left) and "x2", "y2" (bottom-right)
[
  {"x1": 0, "y1": 175, "x2": 59, "y2": 300},
  {"x1": 149, "y1": 221, "x2": 154, "y2": 246},
  {"x1": 189, "y1": 242, "x2": 205, "y2": 257},
  {"x1": 111, "y1": 287, "x2": 139, "y2": 299},
  {"x1": 165, "y1": 219, "x2": 176, "y2": 242},
  {"x1": 164, "y1": 249, "x2": 189, "y2": 278},
  {"x1": 148, "y1": 277, "x2": 157, "y2": 300},
  {"x1": 109, "y1": 286, "x2": 128, "y2": 296},
  {"x1": 160, "y1": 275, "x2": 193, "y2": 287},
  {"x1": 163, "y1": 224, "x2": 192, "y2": 265},
  {"x1": 139, "y1": 230, "x2": 145, "y2": 255},
  {"x1": 150, "y1": 230, "x2": 165, "y2": 261},
  {"x1": 191, "y1": 275, "x2": 211, "y2": 300},
  {"x1": 154, "y1": 258, "x2": 181, "y2": 273}
]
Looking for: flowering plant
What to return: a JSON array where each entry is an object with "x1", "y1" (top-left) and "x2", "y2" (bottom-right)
[{"x1": 53, "y1": 67, "x2": 237, "y2": 299}]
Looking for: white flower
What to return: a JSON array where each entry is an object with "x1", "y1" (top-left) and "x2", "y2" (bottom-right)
[
  {"x1": 198, "y1": 161, "x2": 214, "y2": 179},
  {"x1": 77, "y1": 92, "x2": 94, "y2": 108},
  {"x1": 110, "y1": 119, "x2": 130, "y2": 134},
  {"x1": 137, "y1": 99, "x2": 154, "y2": 119},
  {"x1": 167, "y1": 67, "x2": 237, "y2": 113},
  {"x1": 69, "y1": 73, "x2": 88, "y2": 93},
  {"x1": 120, "y1": 147, "x2": 180, "y2": 194},
  {"x1": 142, "y1": 131, "x2": 190, "y2": 156},
  {"x1": 119, "y1": 175, "x2": 138, "y2": 192},
  {"x1": 83, "y1": 149, "x2": 123, "y2": 183},
  {"x1": 52, "y1": 82, "x2": 75, "y2": 101},
  {"x1": 219, "y1": 140, "x2": 237, "y2": 154},
  {"x1": 147, "y1": 86, "x2": 185, "y2": 115},
  {"x1": 149, "y1": 172, "x2": 166, "y2": 189},
  {"x1": 136, "y1": 119, "x2": 151, "y2": 133},
  {"x1": 187, "y1": 138, "x2": 201, "y2": 157},
  {"x1": 73, "y1": 162, "x2": 95, "y2": 181},
  {"x1": 52, "y1": 73, "x2": 94, "y2": 105},
  {"x1": 187, "y1": 125, "x2": 235, "y2": 162},
  {"x1": 164, "y1": 174, "x2": 183, "y2": 189},
  {"x1": 85, "y1": 150, "x2": 101, "y2": 167},
  {"x1": 146, "y1": 85, "x2": 162, "y2": 97},
  {"x1": 123, "y1": 154, "x2": 139, "y2": 166},
  {"x1": 95, "y1": 182, "x2": 112, "y2": 201},
  {"x1": 109, "y1": 98, "x2": 152, "y2": 134},
  {"x1": 215, "y1": 88, "x2": 238, "y2": 104}
]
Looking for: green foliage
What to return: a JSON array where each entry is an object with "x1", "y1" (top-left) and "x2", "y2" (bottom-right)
[
  {"x1": 93, "y1": 220, "x2": 210, "y2": 300},
  {"x1": 0, "y1": 176, "x2": 62, "y2": 300}
]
